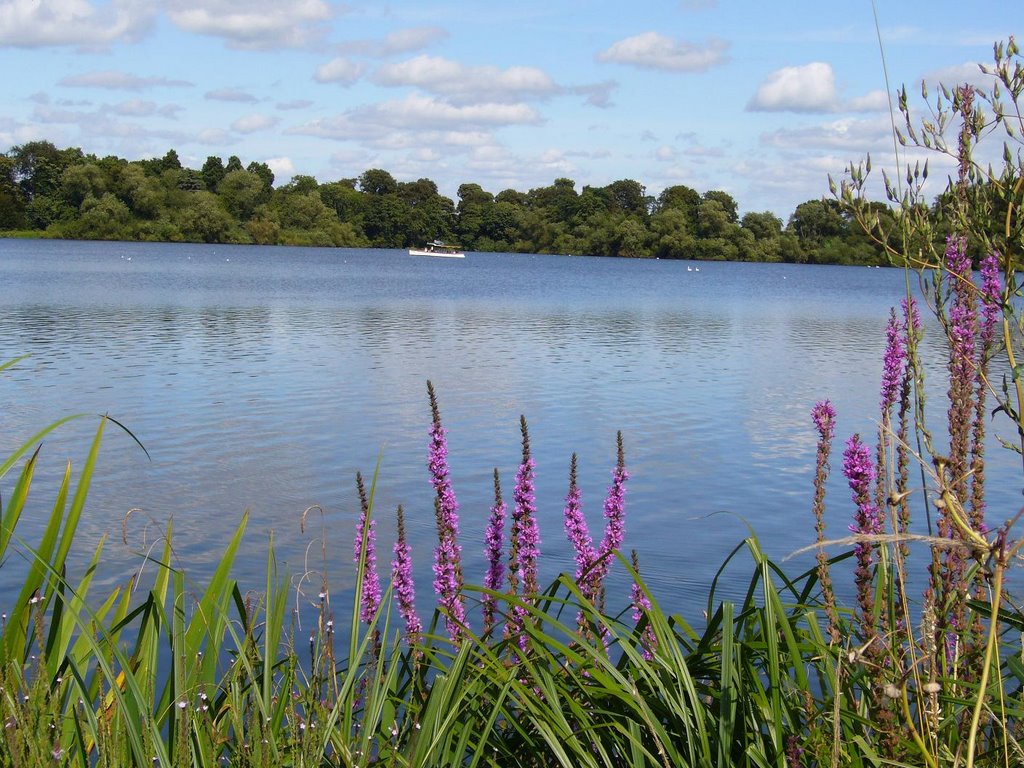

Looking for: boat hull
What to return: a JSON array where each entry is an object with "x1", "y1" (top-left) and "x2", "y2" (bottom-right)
[{"x1": 408, "y1": 248, "x2": 465, "y2": 258}]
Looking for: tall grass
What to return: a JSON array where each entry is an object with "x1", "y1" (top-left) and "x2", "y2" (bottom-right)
[{"x1": 3, "y1": 39, "x2": 1024, "y2": 767}]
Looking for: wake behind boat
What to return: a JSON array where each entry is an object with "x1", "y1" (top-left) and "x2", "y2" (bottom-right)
[{"x1": 409, "y1": 240, "x2": 465, "y2": 258}]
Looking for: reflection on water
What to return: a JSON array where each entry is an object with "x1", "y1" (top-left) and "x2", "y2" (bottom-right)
[{"x1": 2, "y1": 240, "x2": 1020, "y2": 623}]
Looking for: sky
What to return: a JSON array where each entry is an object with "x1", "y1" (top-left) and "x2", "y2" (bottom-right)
[{"x1": 0, "y1": 1, "x2": 1020, "y2": 218}]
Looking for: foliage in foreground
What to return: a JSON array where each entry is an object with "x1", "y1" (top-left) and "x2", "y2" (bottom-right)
[{"x1": 3, "y1": 38, "x2": 1024, "y2": 768}]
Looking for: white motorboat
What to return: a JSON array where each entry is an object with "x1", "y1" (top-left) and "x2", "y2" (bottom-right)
[{"x1": 409, "y1": 240, "x2": 465, "y2": 258}]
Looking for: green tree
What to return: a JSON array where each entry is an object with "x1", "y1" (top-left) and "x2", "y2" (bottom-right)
[
  {"x1": 9, "y1": 140, "x2": 81, "y2": 202},
  {"x1": 0, "y1": 154, "x2": 26, "y2": 229},
  {"x1": 702, "y1": 190, "x2": 738, "y2": 223},
  {"x1": 740, "y1": 211, "x2": 783, "y2": 241},
  {"x1": 614, "y1": 216, "x2": 650, "y2": 257},
  {"x1": 655, "y1": 184, "x2": 701, "y2": 217},
  {"x1": 604, "y1": 179, "x2": 648, "y2": 217},
  {"x1": 61, "y1": 163, "x2": 108, "y2": 208},
  {"x1": 319, "y1": 180, "x2": 365, "y2": 228},
  {"x1": 72, "y1": 193, "x2": 132, "y2": 240},
  {"x1": 649, "y1": 207, "x2": 696, "y2": 259},
  {"x1": 246, "y1": 161, "x2": 275, "y2": 193},
  {"x1": 177, "y1": 191, "x2": 239, "y2": 243},
  {"x1": 201, "y1": 156, "x2": 226, "y2": 192},
  {"x1": 218, "y1": 169, "x2": 266, "y2": 221},
  {"x1": 359, "y1": 168, "x2": 398, "y2": 196}
]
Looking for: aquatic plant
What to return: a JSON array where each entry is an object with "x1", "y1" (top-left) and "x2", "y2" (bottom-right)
[{"x1": 426, "y1": 380, "x2": 465, "y2": 643}]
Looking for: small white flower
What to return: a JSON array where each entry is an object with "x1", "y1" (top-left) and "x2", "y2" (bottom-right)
[{"x1": 178, "y1": 700, "x2": 187, "y2": 710}]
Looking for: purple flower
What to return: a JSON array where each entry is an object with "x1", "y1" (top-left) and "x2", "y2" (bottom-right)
[
  {"x1": 507, "y1": 416, "x2": 539, "y2": 651},
  {"x1": 902, "y1": 295, "x2": 921, "y2": 337},
  {"x1": 979, "y1": 251, "x2": 1001, "y2": 347},
  {"x1": 945, "y1": 235, "x2": 977, "y2": 366},
  {"x1": 354, "y1": 472, "x2": 381, "y2": 625},
  {"x1": 630, "y1": 550, "x2": 657, "y2": 660},
  {"x1": 810, "y1": 399, "x2": 840, "y2": 644},
  {"x1": 880, "y1": 308, "x2": 905, "y2": 414},
  {"x1": 427, "y1": 381, "x2": 465, "y2": 641},
  {"x1": 513, "y1": 456, "x2": 540, "y2": 596},
  {"x1": 483, "y1": 469, "x2": 507, "y2": 632},
  {"x1": 844, "y1": 433, "x2": 880, "y2": 638},
  {"x1": 563, "y1": 453, "x2": 596, "y2": 586},
  {"x1": 392, "y1": 505, "x2": 421, "y2": 642},
  {"x1": 595, "y1": 432, "x2": 628, "y2": 586},
  {"x1": 843, "y1": 434, "x2": 879, "y2": 535},
  {"x1": 945, "y1": 234, "x2": 971, "y2": 278},
  {"x1": 811, "y1": 400, "x2": 835, "y2": 443}
]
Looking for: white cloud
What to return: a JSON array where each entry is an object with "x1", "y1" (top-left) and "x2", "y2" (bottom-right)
[
  {"x1": 655, "y1": 146, "x2": 675, "y2": 161},
  {"x1": 748, "y1": 63, "x2": 889, "y2": 114},
  {"x1": 314, "y1": 57, "x2": 366, "y2": 86},
  {"x1": 571, "y1": 80, "x2": 617, "y2": 108},
  {"x1": 748, "y1": 62, "x2": 837, "y2": 112},
  {"x1": 277, "y1": 99, "x2": 314, "y2": 110},
  {"x1": 373, "y1": 55, "x2": 558, "y2": 104},
  {"x1": 265, "y1": 156, "x2": 296, "y2": 180},
  {"x1": 291, "y1": 92, "x2": 541, "y2": 144},
  {"x1": 597, "y1": 32, "x2": 728, "y2": 72},
  {"x1": 113, "y1": 99, "x2": 157, "y2": 116},
  {"x1": 206, "y1": 88, "x2": 259, "y2": 103},
  {"x1": 371, "y1": 93, "x2": 542, "y2": 128},
  {"x1": 847, "y1": 90, "x2": 890, "y2": 112},
  {"x1": 32, "y1": 104, "x2": 86, "y2": 124},
  {"x1": 0, "y1": 0, "x2": 154, "y2": 48},
  {"x1": 197, "y1": 128, "x2": 232, "y2": 145},
  {"x1": 60, "y1": 70, "x2": 193, "y2": 91},
  {"x1": 166, "y1": 0, "x2": 333, "y2": 49},
  {"x1": 760, "y1": 116, "x2": 892, "y2": 151},
  {"x1": 921, "y1": 61, "x2": 992, "y2": 91},
  {"x1": 341, "y1": 26, "x2": 449, "y2": 57},
  {"x1": 231, "y1": 113, "x2": 279, "y2": 133}
]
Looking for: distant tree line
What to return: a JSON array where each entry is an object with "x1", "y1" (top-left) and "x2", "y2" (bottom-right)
[{"x1": 1, "y1": 140, "x2": 896, "y2": 264}]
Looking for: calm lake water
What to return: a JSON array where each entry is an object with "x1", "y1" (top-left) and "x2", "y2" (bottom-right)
[{"x1": 2, "y1": 239, "x2": 1021, "y2": 626}]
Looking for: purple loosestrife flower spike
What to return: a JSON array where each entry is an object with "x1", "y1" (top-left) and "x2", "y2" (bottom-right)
[
  {"x1": 630, "y1": 549, "x2": 657, "y2": 660},
  {"x1": 843, "y1": 433, "x2": 879, "y2": 640},
  {"x1": 844, "y1": 434, "x2": 880, "y2": 537},
  {"x1": 810, "y1": 400, "x2": 840, "y2": 644},
  {"x1": 595, "y1": 432, "x2": 628, "y2": 588},
  {"x1": 812, "y1": 400, "x2": 836, "y2": 443},
  {"x1": 979, "y1": 251, "x2": 1001, "y2": 348},
  {"x1": 512, "y1": 416, "x2": 540, "y2": 597},
  {"x1": 506, "y1": 416, "x2": 539, "y2": 651},
  {"x1": 426, "y1": 381, "x2": 465, "y2": 642},
  {"x1": 354, "y1": 472, "x2": 381, "y2": 625},
  {"x1": 483, "y1": 468, "x2": 507, "y2": 633},
  {"x1": 944, "y1": 235, "x2": 976, "y2": 507},
  {"x1": 392, "y1": 505, "x2": 421, "y2": 643},
  {"x1": 563, "y1": 453, "x2": 596, "y2": 587},
  {"x1": 880, "y1": 308, "x2": 906, "y2": 415}
]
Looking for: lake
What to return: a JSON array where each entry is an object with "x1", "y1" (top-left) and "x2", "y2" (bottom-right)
[{"x1": 2, "y1": 239, "x2": 1019, "y2": 627}]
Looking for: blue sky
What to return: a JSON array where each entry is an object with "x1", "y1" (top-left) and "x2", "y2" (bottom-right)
[{"x1": 0, "y1": 1, "x2": 1018, "y2": 217}]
